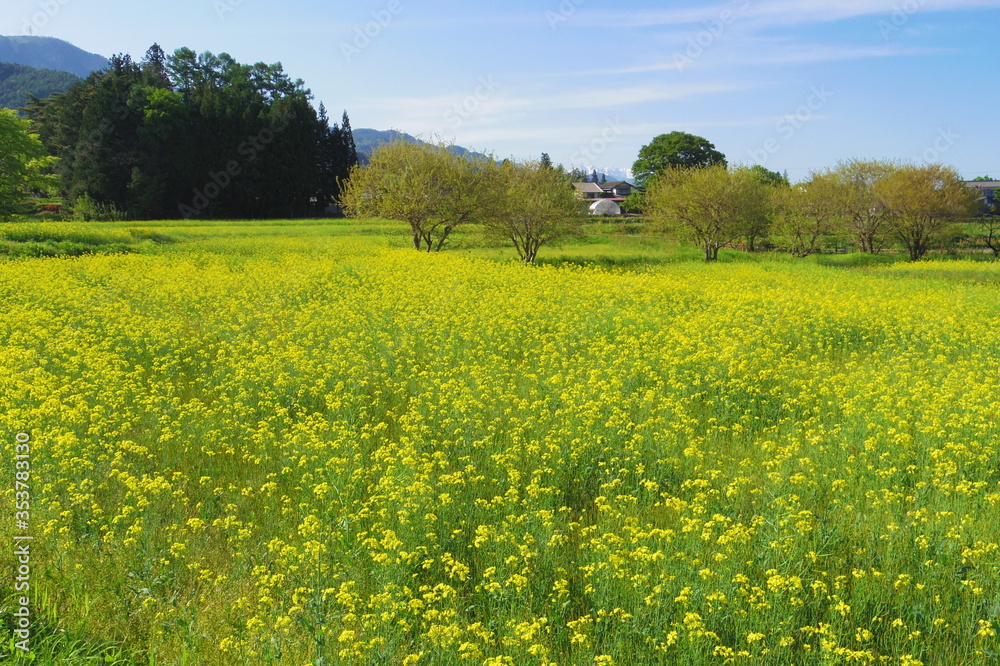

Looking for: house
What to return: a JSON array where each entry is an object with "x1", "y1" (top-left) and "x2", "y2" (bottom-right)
[
  {"x1": 573, "y1": 182, "x2": 604, "y2": 199},
  {"x1": 967, "y1": 180, "x2": 1000, "y2": 209},
  {"x1": 600, "y1": 181, "x2": 633, "y2": 198}
]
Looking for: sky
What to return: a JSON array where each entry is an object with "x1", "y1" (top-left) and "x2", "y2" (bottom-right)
[{"x1": 5, "y1": 0, "x2": 1000, "y2": 182}]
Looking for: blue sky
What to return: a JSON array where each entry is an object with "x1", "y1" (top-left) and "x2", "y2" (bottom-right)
[{"x1": 6, "y1": 0, "x2": 1000, "y2": 181}]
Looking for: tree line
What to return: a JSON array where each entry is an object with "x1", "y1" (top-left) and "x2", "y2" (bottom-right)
[
  {"x1": 340, "y1": 141, "x2": 582, "y2": 263},
  {"x1": 633, "y1": 132, "x2": 990, "y2": 261},
  {"x1": 23, "y1": 44, "x2": 357, "y2": 220}
]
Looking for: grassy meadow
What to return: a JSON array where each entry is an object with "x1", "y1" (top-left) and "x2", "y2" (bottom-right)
[{"x1": 2, "y1": 219, "x2": 1000, "y2": 664}]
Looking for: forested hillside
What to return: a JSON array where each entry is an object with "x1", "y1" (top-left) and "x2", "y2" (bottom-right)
[
  {"x1": 27, "y1": 44, "x2": 358, "y2": 219},
  {"x1": 0, "y1": 61, "x2": 79, "y2": 110},
  {"x1": 0, "y1": 35, "x2": 108, "y2": 77}
]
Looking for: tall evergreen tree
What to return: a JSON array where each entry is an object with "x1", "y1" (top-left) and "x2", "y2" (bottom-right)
[{"x1": 28, "y1": 45, "x2": 355, "y2": 219}]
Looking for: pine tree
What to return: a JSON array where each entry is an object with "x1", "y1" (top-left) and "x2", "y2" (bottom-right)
[
  {"x1": 591, "y1": 170, "x2": 599, "y2": 183},
  {"x1": 540, "y1": 152, "x2": 553, "y2": 170}
]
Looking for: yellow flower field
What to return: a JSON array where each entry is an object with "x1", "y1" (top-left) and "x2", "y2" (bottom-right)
[{"x1": 2, "y1": 232, "x2": 1000, "y2": 664}]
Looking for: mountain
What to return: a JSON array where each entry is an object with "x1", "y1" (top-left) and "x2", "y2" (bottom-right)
[
  {"x1": 353, "y1": 128, "x2": 490, "y2": 165},
  {"x1": 575, "y1": 166, "x2": 635, "y2": 184},
  {"x1": 0, "y1": 36, "x2": 108, "y2": 78},
  {"x1": 0, "y1": 61, "x2": 79, "y2": 109}
]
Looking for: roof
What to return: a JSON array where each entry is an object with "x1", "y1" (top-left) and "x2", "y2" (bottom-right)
[
  {"x1": 601, "y1": 181, "x2": 631, "y2": 189},
  {"x1": 573, "y1": 182, "x2": 604, "y2": 193},
  {"x1": 967, "y1": 180, "x2": 1000, "y2": 189}
]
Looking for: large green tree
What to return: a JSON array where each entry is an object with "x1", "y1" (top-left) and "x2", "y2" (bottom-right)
[
  {"x1": 485, "y1": 160, "x2": 584, "y2": 264},
  {"x1": 340, "y1": 140, "x2": 501, "y2": 252},
  {"x1": 632, "y1": 132, "x2": 726, "y2": 188},
  {"x1": 645, "y1": 164, "x2": 771, "y2": 261},
  {"x1": 876, "y1": 164, "x2": 978, "y2": 261},
  {"x1": 0, "y1": 108, "x2": 58, "y2": 218}
]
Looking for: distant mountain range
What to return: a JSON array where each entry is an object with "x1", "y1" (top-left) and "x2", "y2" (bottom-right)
[
  {"x1": 0, "y1": 36, "x2": 107, "y2": 78},
  {"x1": 353, "y1": 128, "x2": 491, "y2": 165},
  {"x1": 352, "y1": 129, "x2": 637, "y2": 180}
]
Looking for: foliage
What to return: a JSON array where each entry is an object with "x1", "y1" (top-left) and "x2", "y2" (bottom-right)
[
  {"x1": 824, "y1": 160, "x2": 895, "y2": 254},
  {"x1": 973, "y1": 204, "x2": 1000, "y2": 258},
  {"x1": 485, "y1": 160, "x2": 585, "y2": 263},
  {"x1": 340, "y1": 140, "x2": 501, "y2": 252},
  {"x1": 632, "y1": 131, "x2": 726, "y2": 188},
  {"x1": 0, "y1": 61, "x2": 80, "y2": 110},
  {"x1": 746, "y1": 164, "x2": 789, "y2": 187},
  {"x1": 26, "y1": 44, "x2": 355, "y2": 220},
  {"x1": 0, "y1": 108, "x2": 58, "y2": 218},
  {"x1": 876, "y1": 164, "x2": 979, "y2": 261},
  {"x1": 4, "y1": 231, "x2": 1000, "y2": 664},
  {"x1": 772, "y1": 173, "x2": 843, "y2": 257},
  {"x1": 645, "y1": 164, "x2": 772, "y2": 260}
]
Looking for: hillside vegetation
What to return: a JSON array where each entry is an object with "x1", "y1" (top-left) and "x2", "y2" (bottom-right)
[{"x1": 0, "y1": 61, "x2": 79, "y2": 110}]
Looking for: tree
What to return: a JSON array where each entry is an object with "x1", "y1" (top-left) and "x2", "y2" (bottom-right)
[
  {"x1": 772, "y1": 173, "x2": 842, "y2": 257},
  {"x1": 591, "y1": 170, "x2": 599, "y2": 184},
  {"x1": 747, "y1": 164, "x2": 789, "y2": 188},
  {"x1": 645, "y1": 164, "x2": 771, "y2": 261},
  {"x1": 0, "y1": 108, "x2": 58, "y2": 217},
  {"x1": 826, "y1": 160, "x2": 894, "y2": 254},
  {"x1": 876, "y1": 164, "x2": 978, "y2": 261},
  {"x1": 974, "y1": 201, "x2": 1000, "y2": 259},
  {"x1": 632, "y1": 132, "x2": 726, "y2": 188},
  {"x1": 539, "y1": 152, "x2": 553, "y2": 170},
  {"x1": 340, "y1": 140, "x2": 500, "y2": 252},
  {"x1": 742, "y1": 165, "x2": 787, "y2": 251},
  {"x1": 567, "y1": 167, "x2": 587, "y2": 182},
  {"x1": 485, "y1": 160, "x2": 584, "y2": 264},
  {"x1": 27, "y1": 46, "x2": 349, "y2": 220}
]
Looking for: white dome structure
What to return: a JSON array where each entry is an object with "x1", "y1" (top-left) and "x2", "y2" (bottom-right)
[{"x1": 589, "y1": 199, "x2": 622, "y2": 216}]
